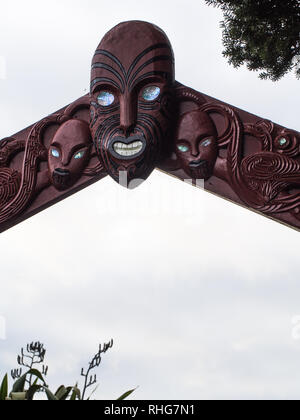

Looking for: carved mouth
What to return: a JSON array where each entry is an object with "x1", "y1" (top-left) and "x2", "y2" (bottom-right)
[
  {"x1": 188, "y1": 159, "x2": 212, "y2": 181},
  {"x1": 54, "y1": 168, "x2": 70, "y2": 176},
  {"x1": 189, "y1": 160, "x2": 207, "y2": 169},
  {"x1": 113, "y1": 141, "x2": 143, "y2": 157},
  {"x1": 52, "y1": 168, "x2": 71, "y2": 189},
  {"x1": 109, "y1": 135, "x2": 146, "y2": 160}
]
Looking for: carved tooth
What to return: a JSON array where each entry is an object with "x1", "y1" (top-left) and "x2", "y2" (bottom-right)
[{"x1": 113, "y1": 140, "x2": 143, "y2": 157}]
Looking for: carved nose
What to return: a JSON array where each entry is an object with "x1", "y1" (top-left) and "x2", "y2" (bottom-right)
[
  {"x1": 191, "y1": 145, "x2": 200, "y2": 157},
  {"x1": 119, "y1": 95, "x2": 137, "y2": 136}
]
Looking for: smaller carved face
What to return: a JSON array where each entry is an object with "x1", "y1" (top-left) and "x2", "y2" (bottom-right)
[
  {"x1": 175, "y1": 110, "x2": 218, "y2": 181},
  {"x1": 48, "y1": 119, "x2": 91, "y2": 190}
]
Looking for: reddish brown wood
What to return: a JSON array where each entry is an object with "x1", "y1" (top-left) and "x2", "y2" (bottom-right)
[
  {"x1": 0, "y1": 20, "x2": 299, "y2": 233},
  {"x1": 0, "y1": 97, "x2": 106, "y2": 233},
  {"x1": 159, "y1": 85, "x2": 300, "y2": 231},
  {"x1": 90, "y1": 21, "x2": 175, "y2": 185}
]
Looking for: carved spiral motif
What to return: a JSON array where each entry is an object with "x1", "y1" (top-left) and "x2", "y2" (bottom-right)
[
  {"x1": 226, "y1": 115, "x2": 300, "y2": 214},
  {"x1": 273, "y1": 129, "x2": 299, "y2": 158},
  {"x1": 244, "y1": 121, "x2": 273, "y2": 152},
  {"x1": 0, "y1": 138, "x2": 26, "y2": 167},
  {"x1": 200, "y1": 103, "x2": 242, "y2": 147},
  {"x1": 241, "y1": 152, "x2": 300, "y2": 181},
  {"x1": 0, "y1": 168, "x2": 21, "y2": 207},
  {"x1": 0, "y1": 115, "x2": 59, "y2": 224},
  {"x1": 241, "y1": 152, "x2": 300, "y2": 204}
]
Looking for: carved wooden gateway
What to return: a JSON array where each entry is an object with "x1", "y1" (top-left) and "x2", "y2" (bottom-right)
[{"x1": 1, "y1": 21, "x2": 299, "y2": 232}]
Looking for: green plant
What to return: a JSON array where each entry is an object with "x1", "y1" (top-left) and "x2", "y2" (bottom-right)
[
  {"x1": 0, "y1": 340, "x2": 136, "y2": 400},
  {"x1": 205, "y1": 0, "x2": 300, "y2": 81}
]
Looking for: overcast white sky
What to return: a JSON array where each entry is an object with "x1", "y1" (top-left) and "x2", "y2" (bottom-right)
[{"x1": 0, "y1": 0, "x2": 300, "y2": 400}]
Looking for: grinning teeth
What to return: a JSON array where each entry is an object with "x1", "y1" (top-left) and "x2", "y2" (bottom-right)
[{"x1": 113, "y1": 141, "x2": 143, "y2": 157}]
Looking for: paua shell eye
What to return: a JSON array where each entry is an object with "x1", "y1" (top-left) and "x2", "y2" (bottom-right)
[
  {"x1": 97, "y1": 91, "x2": 115, "y2": 107},
  {"x1": 142, "y1": 86, "x2": 161, "y2": 101},
  {"x1": 278, "y1": 137, "x2": 287, "y2": 146},
  {"x1": 177, "y1": 144, "x2": 189, "y2": 153},
  {"x1": 74, "y1": 151, "x2": 85, "y2": 160},
  {"x1": 51, "y1": 148, "x2": 60, "y2": 158},
  {"x1": 201, "y1": 139, "x2": 212, "y2": 147}
]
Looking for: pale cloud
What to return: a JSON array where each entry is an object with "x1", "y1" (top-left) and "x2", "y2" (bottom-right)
[{"x1": 0, "y1": 56, "x2": 6, "y2": 80}]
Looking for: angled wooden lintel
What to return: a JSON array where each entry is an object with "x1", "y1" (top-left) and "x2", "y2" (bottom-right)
[{"x1": 0, "y1": 20, "x2": 299, "y2": 233}]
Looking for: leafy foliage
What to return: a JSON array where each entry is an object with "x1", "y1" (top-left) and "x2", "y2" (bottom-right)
[
  {"x1": 0, "y1": 340, "x2": 135, "y2": 400},
  {"x1": 205, "y1": 0, "x2": 300, "y2": 80},
  {"x1": 11, "y1": 342, "x2": 48, "y2": 389}
]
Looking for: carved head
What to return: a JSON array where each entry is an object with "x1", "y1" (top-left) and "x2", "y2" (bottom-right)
[
  {"x1": 48, "y1": 119, "x2": 91, "y2": 190},
  {"x1": 175, "y1": 110, "x2": 218, "y2": 180},
  {"x1": 90, "y1": 21, "x2": 175, "y2": 188}
]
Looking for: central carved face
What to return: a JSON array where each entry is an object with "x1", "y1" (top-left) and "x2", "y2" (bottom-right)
[{"x1": 90, "y1": 21, "x2": 175, "y2": 188}]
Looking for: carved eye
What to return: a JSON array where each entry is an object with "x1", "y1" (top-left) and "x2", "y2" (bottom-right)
[
  {"x1": 51, "y1": 148, "x2": 60, "y2": 158},
  {"x1": 278, "y1": 137, "x2": 288, "y2": 147},
  {"x1": 74, "y1": 151, "x2": 85, "y2": 160},
  {"x1": 177, "y1": 144, "x2": 189, "y2": 153},
  {"x1": 142, "y1": 86, "x2": 161, "y2": 101},
  {"x1": 97, "y1": 91, "x2": 115, "y2": 107},
  {"x1": 201, "y1": 139, "x2": 212, "y2": 147}
]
